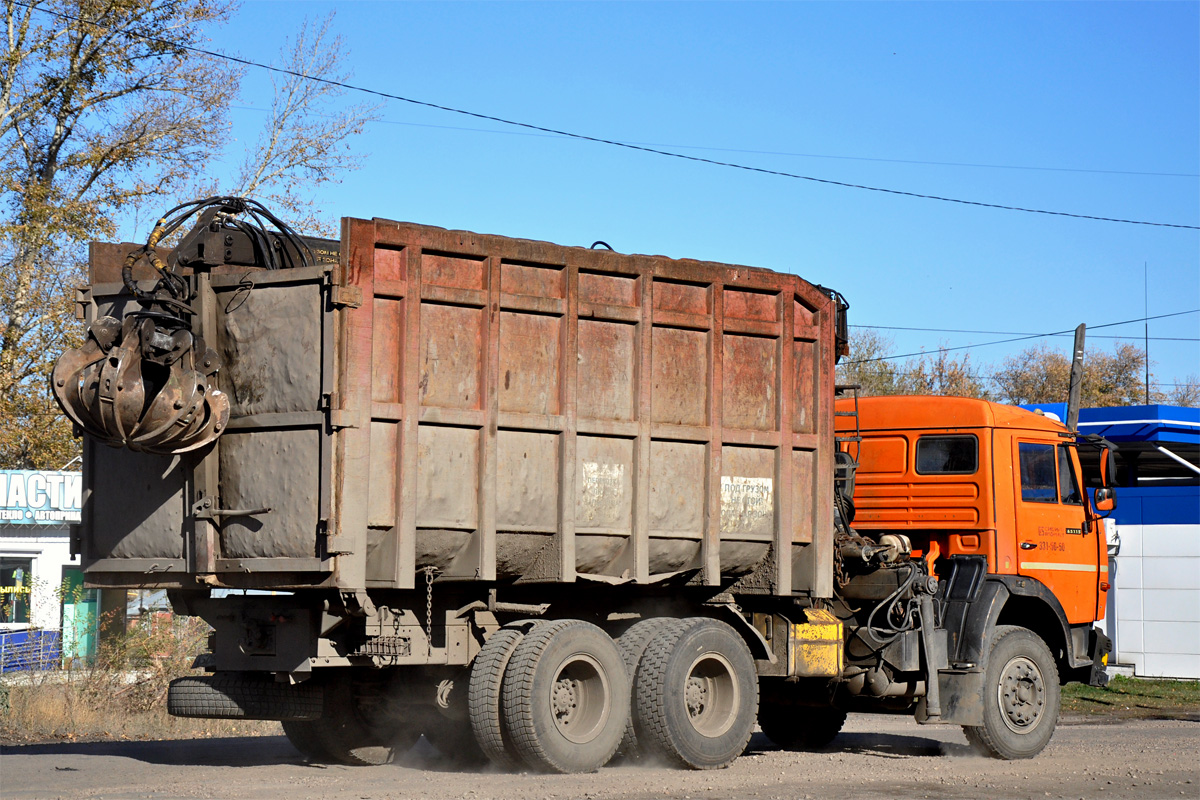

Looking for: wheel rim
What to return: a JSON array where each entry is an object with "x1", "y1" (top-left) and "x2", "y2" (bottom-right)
[
  {"x1": 683, "y1": 652, "x2": 739, "y2": 738},
  {"x1": 997, "y1": 655, "x2": 1046, "y2": 734},
  {"x1": 549, "y1": 653, "x2": 611, "y2": 744}
]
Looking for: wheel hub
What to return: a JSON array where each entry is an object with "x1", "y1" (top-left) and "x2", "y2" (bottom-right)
[
  {"x1": 548, "y1": 653, "x2": 610, "y2": 744},
  {"x1": 684, "y1": 653, "x2": 739, "y2": 738},
  {"x1": 998, "y1": 655, "x2": 1046, "y2": 733},
  {"x1": 686, "y1": 676, "x2": 709, "y2": 717},
  {"x1": 552, "y1": 678, "x2": 581, "y2": 724}
]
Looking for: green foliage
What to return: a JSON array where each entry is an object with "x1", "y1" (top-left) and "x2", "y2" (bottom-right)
[{"x1": 1062, "y1": 675, "x2": 1200, "y2": 719}]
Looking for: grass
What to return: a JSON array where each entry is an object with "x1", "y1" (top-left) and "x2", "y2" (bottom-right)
[
  {"x1": 1062, "y1": 675, "x2": 1200, "y2": 721},
  {"x1": 0, "y1": 678, "x2": 279, "y2": 744},
  {"x1": 0, "y1": 611, "x2": 278, "y2": 746}
]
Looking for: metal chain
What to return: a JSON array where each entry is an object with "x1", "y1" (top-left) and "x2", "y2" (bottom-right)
[{"x1": 422, "y1": 566, "x2": 437, "y2": 652}]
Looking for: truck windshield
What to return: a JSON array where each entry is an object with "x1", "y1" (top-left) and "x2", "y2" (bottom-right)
[{"x1": 1057, "y1": 445, "x2": 1083, "y2": 505}]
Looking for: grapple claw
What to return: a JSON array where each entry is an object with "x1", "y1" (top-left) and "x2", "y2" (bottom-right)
[{"x1": 51, "y1": 315, "x2": 230, "y2": 455}]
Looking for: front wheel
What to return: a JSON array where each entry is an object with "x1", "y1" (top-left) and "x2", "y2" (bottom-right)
[{"x1": 963, "y1": 625, "x2": 1060, "y2": 760}]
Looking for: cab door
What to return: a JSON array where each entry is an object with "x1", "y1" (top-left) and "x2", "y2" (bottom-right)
[{"x1": 1013, "y1": 439, "x2": 1098, "y2": 624}]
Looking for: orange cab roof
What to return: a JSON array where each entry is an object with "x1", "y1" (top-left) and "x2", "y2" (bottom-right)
[{"x1": 835, "y1": 395, "x2": 1069, "y2": 435}]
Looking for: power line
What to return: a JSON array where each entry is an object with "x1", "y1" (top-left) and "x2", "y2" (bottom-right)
[
  {"x1": 17, "y1": 1, "x2": 1200, "y2": 231},
  {"x1": 228, "y1": 105, "x2": 1200, "y2": 180},
  {"x1": 850, "y1": 324, "x2": 1199, "y2": 342},
  {"x1": 846, "y1": 309, "x2": 1200, "y2": 364}
]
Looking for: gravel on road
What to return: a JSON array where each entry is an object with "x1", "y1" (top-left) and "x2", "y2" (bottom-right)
[{"x1": 3, "y1": 713, "x2": 1197, "y2": 800}]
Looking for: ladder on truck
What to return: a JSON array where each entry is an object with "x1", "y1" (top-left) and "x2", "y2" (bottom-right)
[
  {"x1": 834, "y1": 384, "x2": 862, "y2": 461},
  {"x1": 833, "y1": 385, "x2": 862, "y2": 530}
]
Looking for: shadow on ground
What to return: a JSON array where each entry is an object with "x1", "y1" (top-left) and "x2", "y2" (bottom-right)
[
  {"x1": 745, "y1": 731, "x2": 974, "y2": 759},
  {"x1": 1, "y1": 734, "x2": 515, "y2": 773},
  {"x1": 0, "y1": 735, "x2": 300, "y2": 768},
  {"x1": 1, "y1": 729, "x2": 974, "y2": 771}
]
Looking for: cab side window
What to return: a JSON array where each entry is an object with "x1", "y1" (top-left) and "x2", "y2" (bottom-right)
[
  {"x1": 1057, "y1": 445, "x2": 1083, "y2": 505},
  {"x1": 1019, "y1": 442, "x2": 1057, "y2": 503},
  {"x1": 916, "y1": 435, "x2": 978, "y2": 475}
]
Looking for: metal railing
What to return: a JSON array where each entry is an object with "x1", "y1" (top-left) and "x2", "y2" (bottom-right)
[{"x1": 0, "y1": 629, "x2": 62, "y2": 673}]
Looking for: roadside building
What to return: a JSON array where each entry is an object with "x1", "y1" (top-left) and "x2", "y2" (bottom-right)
[{"x1": 0, "y1": 470, "x2": 95, "y2": 668}]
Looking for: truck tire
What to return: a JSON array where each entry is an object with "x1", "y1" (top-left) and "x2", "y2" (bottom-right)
[
  {"x1": 758, "y1": 704, "x2": 846, "y2": 750},
  {"x1": 282, "y1": 678, "x2": 419, "y2": 766},
  {"x1": 963, "y1": 625, "x2": 1061, "y2": 760},
  {"x1": 501, "y1": 619, "x2": 630, "y2": 773},
  {"x1": 615, "y1": 617, "x2": 684, "y2": 759},
  {"x1": 168, "y1": 673, "x2": 322, "y2": 720},
  {"x1": 469, "y1": 626, "x2": 531, "y2": 770},
  {"x1": 633, "y1": 618, "x2": 758, "y2": 770}
]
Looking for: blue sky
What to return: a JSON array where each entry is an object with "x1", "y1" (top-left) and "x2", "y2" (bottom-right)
[{"x1": 196, "y1": 1, "x2": 1198, "y2": 392}]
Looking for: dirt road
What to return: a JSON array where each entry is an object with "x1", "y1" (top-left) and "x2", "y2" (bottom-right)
[{"x1": 4, "y1": 714, "x2": 1197, "y2": 800}]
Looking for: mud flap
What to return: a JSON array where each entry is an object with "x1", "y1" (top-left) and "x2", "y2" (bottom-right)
[
  {"x1": 1086, "y1": 627, "x2": 1113, "y2": 687},
  {"x1": 915, "y1": 670, "x2": 984, "y2": 726}
]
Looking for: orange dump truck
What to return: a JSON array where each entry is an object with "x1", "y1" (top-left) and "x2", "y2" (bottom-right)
[
  {"x1": 834, "y1": 394, "x2": 1114, "y2": 756},
  {"x1": 52, "y1": 200, "x2": 1113, "y2": 773}
]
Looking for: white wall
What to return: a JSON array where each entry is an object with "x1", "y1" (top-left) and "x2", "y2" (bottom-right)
[
  {"x1": 1109, "y1": 523, "x2": 1200, "y2": 680},
  {"x1": 0, "y1": 527, "x2": 77, "y2": 631}
]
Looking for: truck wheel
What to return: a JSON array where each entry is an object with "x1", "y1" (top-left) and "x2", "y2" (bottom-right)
[
  {"x1": 469, "y1": 626, "x2": 532, "y2": 770},
  {"x1": 758, "y1": 704, "x2": 846, "y2": 750},
  {"x1": 615, "y1": 617, "x2": 684, "y2": 759},
  {"x1": 282, "y1": 678, "x2": 419, "y2": 766},
  {"x1": 501, "y1": 620, "x2": 630, "y2": 773},
  {"x1": 963, "y1": 625, "x2": 1061, "y2": 760},
  {"x1": 633, "y1": 618, "x2": 758, "y2": 770}
]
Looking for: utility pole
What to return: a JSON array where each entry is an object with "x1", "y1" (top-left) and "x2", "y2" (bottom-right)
[{"x1": 1144, "y1": 262, "x2": 1151, "y2": 405}]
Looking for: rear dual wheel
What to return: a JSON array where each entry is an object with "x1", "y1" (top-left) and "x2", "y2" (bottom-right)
[
  {"x1": 500, "y1": 620, "x2": 630, "y2": 773},
  {"x1": 630, "y1": 618, "x2": 758, "y2": 770},
  {"x1": 468, "y1": 620, "x2": 631, "y2": 773}
]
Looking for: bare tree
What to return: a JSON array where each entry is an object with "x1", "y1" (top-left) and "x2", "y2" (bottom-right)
[
  {"x1": 837, "y1": 329, "x2": 900, "y2": 396},
  {"x1": 229, "y1": 15, "x2": 379, "y2": 235},
  {"x1": 1156, "y1": 375, "x2": 1199, "y2": 407},
  {"x1": 895, "y1": 346, "x2": 989, "y2": 399},
  {"x1": 838, "y1": 330, "x2": 988, "y2": 399},
  {"x1": 0, "y1": 2, "x2": 376, "y2": 468}
]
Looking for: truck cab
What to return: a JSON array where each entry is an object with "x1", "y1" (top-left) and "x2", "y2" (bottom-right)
[{"x1": 836, "y1": 394, "x2": 1113, "y2": 689}]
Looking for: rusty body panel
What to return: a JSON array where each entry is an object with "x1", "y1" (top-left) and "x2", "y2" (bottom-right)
[{"x1": 76, "y1": 219, "x2": 836, "y2": 599}]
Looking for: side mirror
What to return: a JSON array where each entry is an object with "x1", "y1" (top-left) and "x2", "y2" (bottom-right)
[
  {"x1": 1098, "y1": 446, "x2": 1118, "y2": 489},
  {"x1": 1094, "y1": 486, "x2": 1117, "y2": 513}
]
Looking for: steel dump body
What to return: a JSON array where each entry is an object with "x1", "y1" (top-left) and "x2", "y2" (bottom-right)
[{"x1": 77, "y1": 218, "x2": 836, "y2": 598}]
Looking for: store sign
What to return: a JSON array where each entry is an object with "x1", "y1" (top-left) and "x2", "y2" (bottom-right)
[{"x1": 0, "y1": 471, "x2": 81, "y2": 524}]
